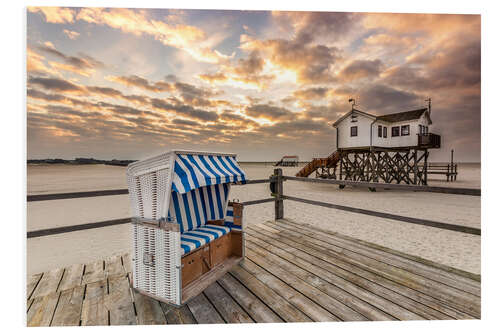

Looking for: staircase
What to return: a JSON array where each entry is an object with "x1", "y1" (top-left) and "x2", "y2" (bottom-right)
[
  {"x1": 275, "y1": 158, "x2": 284, "y2": 166},
  {"x1": 296, "y1": 151, "x2": 340, "y2": 178}
]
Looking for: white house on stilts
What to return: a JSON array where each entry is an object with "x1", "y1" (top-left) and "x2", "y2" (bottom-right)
[{"x1": 296, "y1": 103, "x2": 441, "y2": 186}]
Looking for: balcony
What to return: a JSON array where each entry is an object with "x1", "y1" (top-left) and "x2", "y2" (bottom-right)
[{"x1": 418, "y1": 133, "x2": 441, "y2": 148}]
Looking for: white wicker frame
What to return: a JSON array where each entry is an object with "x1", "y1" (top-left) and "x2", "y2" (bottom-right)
[{"x1": 126, "y1": 152, "x2": 182, "y2": 304}]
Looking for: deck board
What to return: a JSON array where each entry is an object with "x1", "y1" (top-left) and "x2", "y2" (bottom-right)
[{"x1": 26, "y1": 220, "x2": 481, "y2": 326}]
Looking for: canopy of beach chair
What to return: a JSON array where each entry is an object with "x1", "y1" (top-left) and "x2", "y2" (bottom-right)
[{"x1": 171, "y1": 152, "x2": 246, "y2": 193}]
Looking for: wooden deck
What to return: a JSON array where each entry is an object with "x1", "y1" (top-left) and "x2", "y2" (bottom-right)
[{"x1": 26, "y1": 219, "x2": 481, "y2": 326}]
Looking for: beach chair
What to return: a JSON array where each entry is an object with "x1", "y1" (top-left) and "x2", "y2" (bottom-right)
[{"x1": 126, "y1": 150, "x2": 246, "y2": 306}]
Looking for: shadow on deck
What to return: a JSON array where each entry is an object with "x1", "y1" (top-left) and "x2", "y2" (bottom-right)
[{"x1": 26, "y1": 219, "x2": 481, "y2": 325}]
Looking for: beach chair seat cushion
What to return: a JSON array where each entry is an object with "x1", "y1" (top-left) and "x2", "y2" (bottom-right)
[{"x1": 180, "y1": 225, "x2": 230, "y2": 255}]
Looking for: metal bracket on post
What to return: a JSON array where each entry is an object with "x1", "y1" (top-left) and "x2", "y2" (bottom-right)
[{"x1": 273, "y1": 168, "x2": 284, "y2": 221}]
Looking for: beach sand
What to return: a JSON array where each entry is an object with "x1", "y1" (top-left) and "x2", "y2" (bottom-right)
[{"x1": 27, "y1": 163, "x2": 480, "y2": 275}]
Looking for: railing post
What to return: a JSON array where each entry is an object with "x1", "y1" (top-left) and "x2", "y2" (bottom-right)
[{"x1": 273, "y1": 168, "x2": 284, "y2": 220}]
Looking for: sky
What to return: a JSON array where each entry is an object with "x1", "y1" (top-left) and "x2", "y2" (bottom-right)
[{"x1": 26, "y1": 7, "x2": 481, "y2": 162}]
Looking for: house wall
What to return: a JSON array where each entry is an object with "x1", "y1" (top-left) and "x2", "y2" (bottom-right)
[
  {"x1": 336, "y1": 112, "x2": 374, "y2": 148},
  {"x1": 337, "y1": 113, "x2": 432, "y2": 149}
]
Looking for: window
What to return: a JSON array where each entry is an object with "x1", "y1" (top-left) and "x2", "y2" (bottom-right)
[
  {"x1": 391, "y1": 126, "x2": 400, "y2": 137},
  {"x1": 378, "y1": 125, "x2": 382, "y2": 137},
  {"x1": 425, "y1": 126, "x2": 429, "y2": 135},
  {"x1": 350, "y1": 126, "x2": 358, "y2": 137},
  {"x1": 401, "y1": 125, "x2": 410, "y2": 136},
  {"x1": 419, "y1": 124, "x2": 423, "y2": 135},
  {"x1": 383, "y1": 126, "x2": 387, "y2": 138}
]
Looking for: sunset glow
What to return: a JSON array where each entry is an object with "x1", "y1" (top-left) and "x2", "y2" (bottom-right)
[{"x1": 27, "y1": 8, "x2": 481, "y2": 161}]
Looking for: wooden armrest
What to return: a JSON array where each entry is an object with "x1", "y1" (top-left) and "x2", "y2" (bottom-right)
[{"x1": 207, "y1": 219, "x2": 224, "y2": 226}]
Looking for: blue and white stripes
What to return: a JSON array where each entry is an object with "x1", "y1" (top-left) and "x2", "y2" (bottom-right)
[
  {"x1": 168, "y1": 183, "x2": 231, "y2": 234},
  {"x1": 172, "y1": 154, "x2": 246, "y2": 194},
  {"x1": 180, "y1": 225, "x2": 230, "y2": 255}
]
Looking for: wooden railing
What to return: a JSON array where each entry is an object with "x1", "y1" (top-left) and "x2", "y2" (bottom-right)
[
  {"x1": 296, "y1": 150, "x2": 340, "y2": 177},
  {"x1": 27, "y1": 168, "x2": 480, "y2": 238},
  {"x1": 418, "y1": 133, "x2": 441, "y2": 148}
]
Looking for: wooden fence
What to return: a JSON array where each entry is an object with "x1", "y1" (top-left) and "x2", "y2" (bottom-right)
[{"x1": 27, "y1": 169, "x2": 481, "y2": 238}]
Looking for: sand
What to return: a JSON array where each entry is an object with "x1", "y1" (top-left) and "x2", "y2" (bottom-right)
[{"x1": 27, "y1": 163, "x2": 481, "y2": 275}]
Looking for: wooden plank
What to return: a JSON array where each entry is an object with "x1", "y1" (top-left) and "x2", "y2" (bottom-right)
[
  {"x1": 203, "y1": 282, "x2": 254, "y2": 323},
  {"x1": 282, "y1": 195, "x2": 480, "y2": 235},
  {"x1": 252, "y1": 224, "x2": 476, "y2": 319},
  {"x1": 246, "y1": 236, "x2": 421, "y2": 321},
  {"x1": 240, "y1": 258, "x2": 338, "y2": 322},
  {"x1": 81, "y1": 280, "x2": 108, "y2": 326},
  {"x1": 230, "y1": 265, "x2": 311, "y2": 322},
  {"x1": 282, "y1": 219, "x2": 480, "y2": 282},
  {"x1": 27, "y1": 298, "x2": 35, "y2": 313},
  {"x1": 264, "y1": 222, "x2": 481, "y2": 316},
  {"x1": 105, "y1": 255, "x2": 126, "y2": 279},
  {"x1": 132, "y1": 288, "x2": 166, "y2": 325},
  {"x1": 182, "y1": 256, "x2": 242, "y2": 304},
  {"x1": 27, "y1": 292, "x2": 60, "y2": 326},
  {"x1": 246, "y1": 247, "x2": 367, "y2": 321},
  {"x1": 218, "y1": 273, "x2": 283, "y2": 323},
  {"x1": 27, "y1": 273, "x2": 43, "y2": 300},
  {"x1": 186, "y1": 292, "x2": 225, "y2": 324},
  {"x1": 122, "y1": 253, "x2": 133, "y2": 274},
  {"x1": 58, "y1": 263, "x2": 84, "y2": 292},
  {"x1": 106, "y1": 275, "x2": 136, "y2": 325},
  {"x1": 28, "y1": 218, "x2": 131, "y2": 238},
  {"x1": 281, "y1": 219, "x2": 481, "y2": 293},
  {"x1": 31, "y1": 267, "x2": 64, "y2": 298},
  {"x1": 51, "y1": 286, "x2": 85, "y2": 326},
  {"x1": 247, "y1": 227, "x2": 452, "y2": 320},
  {"x1": 160, "y1": 303, "x2": 197, "y2": 324},
  {"x1": 82, "y1": 260, "x2": 105, "y2": 285}
]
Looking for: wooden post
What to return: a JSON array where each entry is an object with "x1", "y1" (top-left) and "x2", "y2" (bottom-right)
[
  {"x1": 273, "y1": 168, "x2": 284, "y2": 220},
  {"x1": 423, "y1": 150, "x2": 428, "y2": 185}
]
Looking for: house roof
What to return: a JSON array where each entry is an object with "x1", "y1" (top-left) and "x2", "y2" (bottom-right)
[
  {"x1": 332, "y1": 109, "x2": 376, "y2": 127},
  {"x1": 376, "y1": 108, "x2": 429, "y2": 123},
  {"x1": 332, "y1": 107, "x2": 431, "y2": 127}
]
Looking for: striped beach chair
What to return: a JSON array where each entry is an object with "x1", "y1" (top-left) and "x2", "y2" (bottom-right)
[{"x1": 126, "y1": 150, "x2": 246, "y2": 305}]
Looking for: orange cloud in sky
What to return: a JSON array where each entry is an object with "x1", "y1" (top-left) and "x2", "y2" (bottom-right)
[
  {"x1": 28, "y1": 7, "x2": 75, "y2": 24},
  {"x1": 75, "y1": 7, "x2": 232, "y2": 64}
]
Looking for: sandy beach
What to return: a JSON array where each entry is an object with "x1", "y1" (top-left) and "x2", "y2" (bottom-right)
[{"x1": 27, "y1": 162, "x2": 480, "y2": 276}]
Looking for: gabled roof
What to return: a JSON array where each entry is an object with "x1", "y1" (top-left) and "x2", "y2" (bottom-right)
[
  {"x1": 332, "y1": 109, "x2": 377, "y2": 127},
  {"x1": 376, "y1": 108, "x2": 430, "y2": 124},
  {"x1": 332, "y1": 107, "x2": 431, "y2": 127}
]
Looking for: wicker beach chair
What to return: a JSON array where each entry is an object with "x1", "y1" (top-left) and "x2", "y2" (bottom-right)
[{"x1": 126, "y1": 150, "x2": 246, "y2": 305}]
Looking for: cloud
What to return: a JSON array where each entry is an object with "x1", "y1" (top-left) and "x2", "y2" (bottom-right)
[
  {"x1": 36, "y1": 43, "x2": 105, "y2": 77},
  {"x1": 63, "y1": 29, "x2": 80, "y2": 40},
  {"x1": 293, "y1": 87, "x2": 331, "y2": 100},
  {"x1": 107, "y1": 75, "x2": 173, "y2": 92},
  {"x1": 339, "y1": 59, "x2": 384, "y2": 81},
  {"x1": 75, "y1": 8, "x2": 232, "y2": 64},
  {"x1": 240, "y1": 34, "x2": 340, "y2": 84},
  {"x1": 198, "y1": 51, "x2": 275, "y2": 89},
  {"x1": 150, "y1": 98, "x2": 218, "y2": 122},
  {"x1": 28, "y1": 7, "x2": 75, "y2": 24},
  {"x1": 28, "y1": 76, "x2": 85, "y2": 93},
  {"x1": 357, "y1": 84, "x2": 421, "y2": 113},
  {"x1": 244, "y1": 103, "x2": 296, "y2": 121}
]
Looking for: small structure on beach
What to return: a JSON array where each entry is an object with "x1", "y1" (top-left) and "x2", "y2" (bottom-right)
[
  {"x1": 297, "y1": 99, "x2": 444, "y2": 185},
  {"x1": 126, "y1": 150, "x2": 247, "y2": 306},
  {"x1": 275, "y1": 155, "x2": 299, "y2": 167}
]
